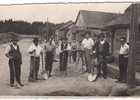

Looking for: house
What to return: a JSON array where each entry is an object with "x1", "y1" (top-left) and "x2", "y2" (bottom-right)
[
  {"x1": 71, "y1": 10, "x2": 119, "y2": 43},
  {"x1": 53, "y1": 20, "x2": 74, "y2": 44},
  {"x1": 103, "y1": 4, "x2": 140, "y2": 70}
]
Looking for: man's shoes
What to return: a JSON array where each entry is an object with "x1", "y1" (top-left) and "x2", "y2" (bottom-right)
[
  {"x1": 10, "y1": 84, "x2": 14, "y2": 87},
  {"x1": 49, "y1": 74, "x2": 52, "y2": 77},
  {"x1": 116, "y1": 80, "x2": 121, "y2": 83},
  {"x1": 103, "y1": 76, "x2": 107, "y2": 79},
  {"x1": 20, "y1": 84, "x2": 24, "y2": 86},
  {"x1": 53, "y1": 59, "x2": 58, "y2": 62},
  {"x1": 81, "y1": 70, "x2": 88, "y2": 74},
  {"x1": 120, "y1": 81, "x2": 126, "y2": 83},
  {"x1": 35, "y1": 78, "x2": 39, "y2": 80},
  {"x1": 28, "y1": 79, "x2": 33, "y2": 82}
]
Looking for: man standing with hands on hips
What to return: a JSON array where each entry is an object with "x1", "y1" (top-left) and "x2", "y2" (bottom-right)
[
  {"x1": 28, "y1": 37, "x2": 43, "y2": 82},
  {"x1": 82, "y1": 31, "x2": 94, "y2": 73}
]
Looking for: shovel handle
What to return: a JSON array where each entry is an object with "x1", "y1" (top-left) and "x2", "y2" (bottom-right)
[
  {"x1": 12, "y1": 60, "x2": 21, "y2": 88},
  {"x1": 33, "y1": 51, "x2": 36, "y2": 81}
]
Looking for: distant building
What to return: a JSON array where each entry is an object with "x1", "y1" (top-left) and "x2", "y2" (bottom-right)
[
  {"x1": 103, "y1": 4, "x2": 140, "y2": 70},
  {"x1": 71, "y1": 10, "x2": 119, "y2": 43},
  {"x1": 53, "y1": 20, "x2": 74, "y2": 44}
]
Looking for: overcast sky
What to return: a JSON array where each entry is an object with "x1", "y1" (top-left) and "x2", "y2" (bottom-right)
[{"x1": 0, "y1": 3, "x2": 131, "y2": 24}]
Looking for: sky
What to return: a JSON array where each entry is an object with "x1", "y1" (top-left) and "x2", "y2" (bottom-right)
[{"x1": 0, "y1": 3, "x2": 131, "y2": 24}]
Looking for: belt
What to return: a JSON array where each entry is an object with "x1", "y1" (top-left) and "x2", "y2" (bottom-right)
[{"x1": 119, "y1": 54, "x2": 127, "y2": 56}]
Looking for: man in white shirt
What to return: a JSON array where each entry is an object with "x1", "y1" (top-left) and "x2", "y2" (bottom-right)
[
  {"x1": 5, "y1": 37, "x2": 24, "y2": 87},
  {"x1": 116, "y1": 37, "x2": 129, "y2": 83},
  {"x1": 28, "y1": 38, "x2": 43, "y2": 82},
  {"x1": 82, "y1": 31, "x2": 94, "y2": 73}
]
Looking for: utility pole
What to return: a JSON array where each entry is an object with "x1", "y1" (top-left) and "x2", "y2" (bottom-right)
[
  {"x1": 127, "y1": 3, "x2": 139, "y2": 88},
  {"x1": 47, "y1": 17, "x2": 49, "y2": 41}
]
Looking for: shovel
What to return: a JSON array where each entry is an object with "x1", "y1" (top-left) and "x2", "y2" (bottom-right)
[
  {"x1": 41, "y1": 53, "x2": 48, "y2": 80},
  {"x1": 33, "y1": 52, "x2": 36, "y2": 82},
  {"x1": 88, "y1": 55, "x2": 97, "y2": 82},
  {"x1": 12, "y1": 60, "x2": 21, "y2": 89}
]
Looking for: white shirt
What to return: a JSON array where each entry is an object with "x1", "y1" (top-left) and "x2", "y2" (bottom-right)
[
  {"x1": 82, "y1": 38, "x2": 94, "y2": 49},
  {"x1": 52, "y1": 40, "x2": 55, "y2": 45},
  {"x1": 100, "y1": 40, "x2": 105, "y2": 44},
  {"x1": 119, "y1": 43, "x2": 129, "y2": 55},
  {"x1": 28, "y1": 44, "x2": 43, "y2": 57},
  {"x1": 5, "y1": 44, "x2": 18, "y2": 55}
]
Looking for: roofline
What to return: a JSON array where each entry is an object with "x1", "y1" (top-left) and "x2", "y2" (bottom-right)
[
  {"x1": 102, "y1": 24, "x2": 129, "y2": 29},
  {"x1": 60, "y1": 22, "x2": 74, "y2": 31},
  {"x1": 75, "y1": 11, "x2": 81, "y2": 26}
]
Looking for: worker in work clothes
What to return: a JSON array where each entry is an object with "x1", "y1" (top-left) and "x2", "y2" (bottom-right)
[
  {"x1": 44, "y1": 37, "x2": 56, "y2": 77},
  {"x1": 116, "y1": 37, "x2": 129, "y2": 83},
  {"x1": 5, "y1": 37, "x2": 24, "y2": 87},
  {"x1": 59, "y1": 37, "x2": 71, "y2": 77},
  {"x1": 82, "y1": 31, "x2": 94, "y2": 73},
  {"x1": 76, "y1": 41, "x2": 85, "y2": 66},
  {"x1": 71, "y1": 39, "x2": 78, "y2": 63},
  {"x1": 68, "y1": 41, "x2": 72, "y2": 63},
  {"x1": 28, "y1": 37, "x2": 43, "y2": 82},
  {"x1": 92, "y1": 34, "x2": 109, "y2": 79}
]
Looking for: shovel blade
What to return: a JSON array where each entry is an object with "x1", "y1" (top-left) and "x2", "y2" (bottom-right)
[
  {"x1": 41, "y1": 72, "x2": 48, "y2": 80},
  {"x1": 88, "y1": 73, "x2": 97, "y2": 82}
]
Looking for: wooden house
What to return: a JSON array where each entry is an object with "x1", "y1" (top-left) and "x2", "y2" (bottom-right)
[
  {"x1": 103, "y1": 4, "x2": 140, "y2": 70},
  {"x1": 72, "y1": 10, "x2": 119, "y2": 43},
  {"x1": 53, "y1": 20, "x2": 74, "y2": 44}
]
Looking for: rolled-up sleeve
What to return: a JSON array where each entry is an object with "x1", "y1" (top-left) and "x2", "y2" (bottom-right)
[
  {"x1": 58, "y1": 44, "x2": 61, "y2": 53},
  {"x1": 5, "y1": 45, "x2": 11, "y2": 55},
  {"x1": 28, "y1": 45, "x2": 33, "y2": 53}
]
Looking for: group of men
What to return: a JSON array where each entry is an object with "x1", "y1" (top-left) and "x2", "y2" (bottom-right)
[{"x1": 5, "y1": 30, "x2": 129, "y2": 88}]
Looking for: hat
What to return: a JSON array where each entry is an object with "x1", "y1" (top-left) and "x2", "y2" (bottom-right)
[
  {"x1": 120, "y1": 37, "x2": 126, "y2": 42},
  {"x1": 99, "y1": 34, "x2": 105, "y2": 38},
  {"x1": 11, "y1": 37, "x2": 19, "y2": 41},
  {"x1": 33, "y1": 37, "x2": 39, "y2": 42},
  {"x1": 85, "y1": 31, "x2": 91, "y2": 35},
  {"x1": 61, "y1": 37, "x2": 68, "y2": 40}
]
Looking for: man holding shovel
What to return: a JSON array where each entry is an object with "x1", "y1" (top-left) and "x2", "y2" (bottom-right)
[
  {"x1": 44, "y1": 37, "x2": 56, "y2": 77},
  {"x1": 5, "y1": 37, "x2": 24, "y2": 87},
  {"x1": 59, "y1": 37, "x2": 71, "y2": 77},
  {"x1": 28, "y1": 38, "x2": 43, "y2": 82}
]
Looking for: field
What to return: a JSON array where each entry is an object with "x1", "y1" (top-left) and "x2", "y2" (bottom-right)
[{"x1": 0, "y1": 38, "x2": 122, "y2": 96}]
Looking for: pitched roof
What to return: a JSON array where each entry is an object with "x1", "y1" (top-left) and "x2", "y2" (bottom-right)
[
  {"x1": 75, "y1": 10, "x2": 119, "y2": 28},
  {"x1": 53, "y1": 22, "x2": 65, "y2": 30},
  {"x1": 104, "y1": 4, "x2": 140, "y2": 28},
  {"x1": 59, "y1": 20, "x2": 74, "y2": 31}
]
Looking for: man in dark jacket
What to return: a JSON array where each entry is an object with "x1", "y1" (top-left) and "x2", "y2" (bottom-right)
[{"x1": 92, "y1": 34, "x2": 109, "y2": 79}]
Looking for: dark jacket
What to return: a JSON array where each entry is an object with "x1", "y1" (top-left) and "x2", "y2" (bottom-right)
[
  {"x1": 92, "y1": 41, "x2": 109, "y2": 56},
  {"x1": 9, "y1": 44, "x2": 22, "y2": 59}
]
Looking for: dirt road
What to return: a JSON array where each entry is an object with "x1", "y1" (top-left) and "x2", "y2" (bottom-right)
[{"x1": 0, "y1": 39, "x2": 118, "y2": 96}]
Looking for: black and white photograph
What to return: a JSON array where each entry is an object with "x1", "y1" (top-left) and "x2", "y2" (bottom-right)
[{"x1": 0, "y1": 1, "x2": 140, "y2": 98}]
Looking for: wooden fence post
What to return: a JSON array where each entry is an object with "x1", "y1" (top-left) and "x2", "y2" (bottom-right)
[{"x1": 127, "y1": 3, "x2": 139, "y2": 88}]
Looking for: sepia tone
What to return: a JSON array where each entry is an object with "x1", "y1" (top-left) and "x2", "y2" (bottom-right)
[{"x1": 1, "y1": 3, "x2": 140, "y2": 97}]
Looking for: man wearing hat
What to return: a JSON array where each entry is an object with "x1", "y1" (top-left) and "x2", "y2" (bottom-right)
[
  {"x1": 116, "y1": 37, "x2": 129, "y2": 83},
  {"x1": 92, "y1": 34, "x2": 109, "y2": 79},
  {"x1": 59, "y1": 37, "x2": 71, "y2": 77},
  {"x1": 82, "y1": 31, "x2": 94, "y2": 73},
  {"x1": 5, "y1": 37, "x2": 24, "y2": 87},
  {"x1": 28, "y1": 37, "x2": 43, "y2": 82}
]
